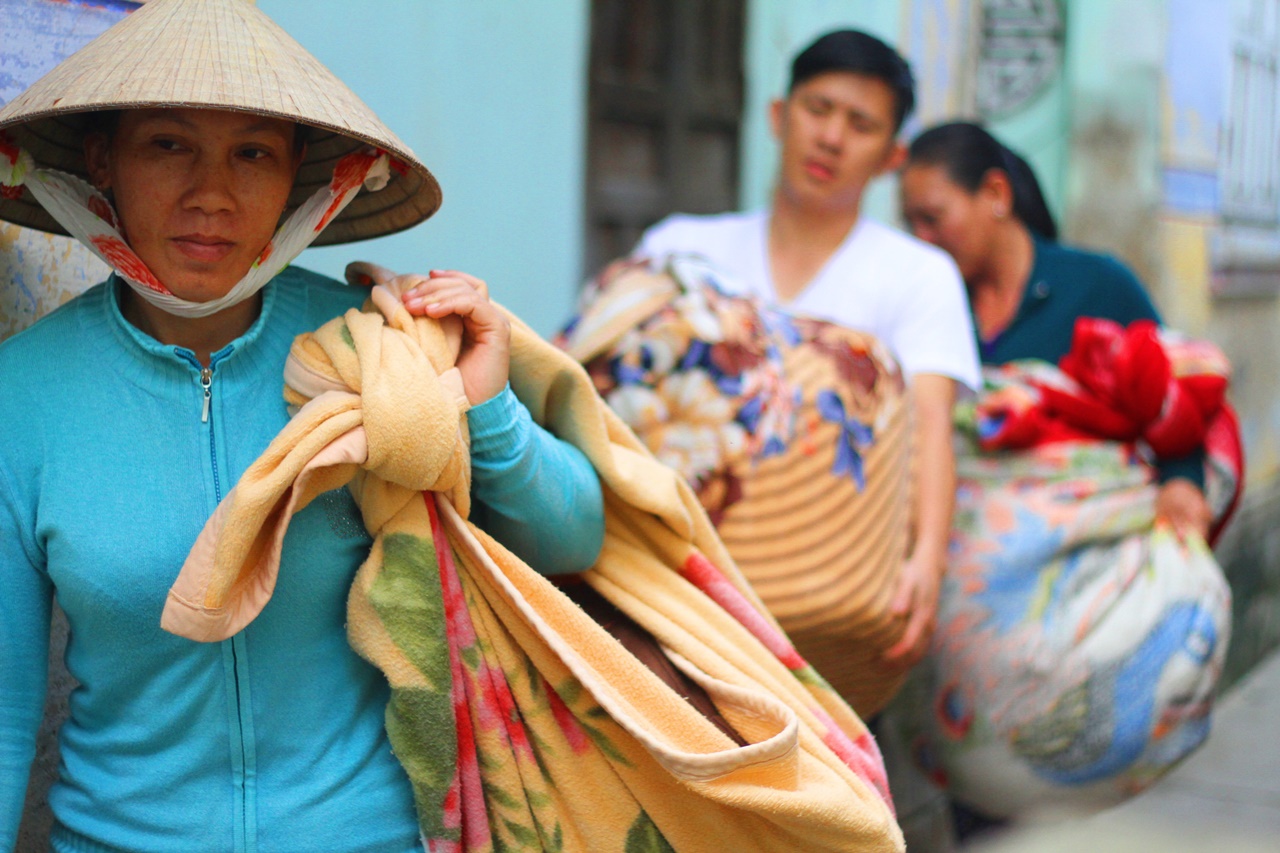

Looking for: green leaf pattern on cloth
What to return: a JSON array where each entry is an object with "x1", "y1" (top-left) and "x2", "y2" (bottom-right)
[
  {"x1": 624, "y1": 812, "x2": 676, "y2": 853},
  {"x1": 369, "y1": 532, "x2": 457, "y2": 843}
]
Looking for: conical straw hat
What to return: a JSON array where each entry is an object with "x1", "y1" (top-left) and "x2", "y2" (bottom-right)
[{"x1": 0, "y1": 0, "x2": 440, "y2": 245}]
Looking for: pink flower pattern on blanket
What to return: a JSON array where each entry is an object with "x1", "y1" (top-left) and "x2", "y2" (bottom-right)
[
  {"x1": 428, "y1": 495, "x2": 492, "y2": 852},
  {"x1": 431, "y1": 562, "x2": 466, "y2": 852},
  {"x1": 678, "y1": 552, "x2": 805, "y2": 670},
  {"x1": 678, "y1": 552, "x2": 893, "y2": 809},
  {"x1": 545, "y1": 677, "x2": 592, "y2": 755}
]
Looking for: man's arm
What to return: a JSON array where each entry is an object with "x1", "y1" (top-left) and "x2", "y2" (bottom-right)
[{"x1": 881, "y1": 372, "x2": 956, "y2": 669}]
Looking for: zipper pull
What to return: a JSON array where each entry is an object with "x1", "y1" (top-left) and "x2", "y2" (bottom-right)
[{"x1": 200, "y1": 367, "x2": 212, "y2": 423}]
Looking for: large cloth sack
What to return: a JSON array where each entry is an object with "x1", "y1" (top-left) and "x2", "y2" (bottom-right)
[
  {"x1": 893, "y1": 321, "x2": 1240, "y2": 818},
  {"x1": 162, "y1": 263, "x2": 904, "y2": 853},
  {"x1": 558, "y1": 255, "x2": 916, "y2": 718}
]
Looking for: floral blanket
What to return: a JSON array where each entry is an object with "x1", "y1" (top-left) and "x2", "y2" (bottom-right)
[
  {"x1": 559, "y1": 256, "x2": 915, "y2": 717},
  {"x1": 893, "y1": 320, "x2": 1240, "y2": 817},
  {"x1": 163, "y1": 265, "x2": 904, "y2": 852}
]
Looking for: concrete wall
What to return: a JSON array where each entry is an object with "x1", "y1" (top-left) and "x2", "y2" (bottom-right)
[
  {"x1": 0, "y1": 0, "x2": 127, "y2": 338},
  {"x1": 1058, "y1": 0, "x2": 1280, "y2": 685},
  {"x1": 1059, "y1": 0, "x2": 1280, "y2": 484},
  {"x1": 1160, "y1": 0, "x2": 1280, "y2": 480},
  {"x1": 1162, "y1": 0, "x2": 1280, "y2": 685},
  {"x1": 0, "y1": 226, "x2": 108, "y2": 341},
  {"x1": 1061, "y1": 0, "x2": 1167, "y2": 290}
]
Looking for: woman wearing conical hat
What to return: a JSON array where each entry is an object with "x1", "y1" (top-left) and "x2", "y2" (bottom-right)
[{"x1": 0, "y1": 1, "x2": 603, "y2": 850}]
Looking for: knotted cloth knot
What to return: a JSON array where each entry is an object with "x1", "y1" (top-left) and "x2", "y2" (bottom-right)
[
  {"x1": 284, "y1": 281, "x2": 472, "y2": 511},
  {"x1": 161, "y1": 279, "x2": 473, "y2": 640}
]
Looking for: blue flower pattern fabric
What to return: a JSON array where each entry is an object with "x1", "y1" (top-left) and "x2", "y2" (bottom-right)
[
  {"x1": 890, "y1": 369, "x2": 1235, "y2": 818},
  {"x1": 567, "y1": 257, "x2": 882, "y2": 518},
  {"x1": 558, "y1": 254, "x2": 917, "y2": 717}
]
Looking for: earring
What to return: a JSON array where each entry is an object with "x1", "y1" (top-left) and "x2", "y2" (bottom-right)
[{"x1": 993, "y1": 205, "x2": 1008, "y2": 219}]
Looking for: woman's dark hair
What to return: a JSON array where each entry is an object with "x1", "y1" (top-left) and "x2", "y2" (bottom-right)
[
  {"x1": 907, "y1": 121, "x2": 1058, "y2": 241},
  {"x1": 82, "y1": 108, "x2": 122, "y2": 139}
]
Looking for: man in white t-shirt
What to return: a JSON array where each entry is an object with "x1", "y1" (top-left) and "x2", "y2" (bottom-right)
[{"x1": 636, "y1": 29, "x2": 980, "y2": 674}]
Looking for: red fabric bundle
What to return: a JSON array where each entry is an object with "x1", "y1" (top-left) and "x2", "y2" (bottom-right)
[
  {"x1": 979, "y1": 318, "x2": 1231, "y2": 456},
  {"x1": 1052, "y1": 319, "x2": 1226, "y2": 457},
  {"x1": 974, "y1": 317, "x2": 1244, "y2": 544}
]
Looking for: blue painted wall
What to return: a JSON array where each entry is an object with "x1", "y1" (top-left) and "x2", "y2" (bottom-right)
[
  {"x1": 259, "y1": 0, "x2": 589, "y2": 337},
  {"x1": 261, "y1": 1, "x2": 922, "y2": 332},
  {"x1": 1163, "y1": 0, "x2": 1230, "y2": 218}
]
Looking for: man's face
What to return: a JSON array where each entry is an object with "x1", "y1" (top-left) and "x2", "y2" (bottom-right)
[
  {"x1": 770, "y1": 71, "x2": 905, "y2": 215},
  {"x1": 84, "y1": 108, "x2": 301, "y2": 302}
]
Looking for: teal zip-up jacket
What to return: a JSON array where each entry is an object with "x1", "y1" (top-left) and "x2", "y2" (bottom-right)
[{"x1": 0, "y1": 268, "x2": 604, "y2": 853}]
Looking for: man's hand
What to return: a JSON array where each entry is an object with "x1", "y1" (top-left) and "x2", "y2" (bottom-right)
[
  {"x1": 881, "y1": 549, "x2": 943, "y2": 670},
  {"x1": 1156, "y1": 477, "x2": 1212, "y2": 543},
  {"x1": 400, "y1": 269, "x2": 511, "y2": 405},
  {"x1": 878, "y1": 372, "x2": 958, "y2": 671}
]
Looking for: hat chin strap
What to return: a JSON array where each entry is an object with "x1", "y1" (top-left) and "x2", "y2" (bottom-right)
[{"x1": 0, "y1": 142, "x2": 391, "y2": 319}]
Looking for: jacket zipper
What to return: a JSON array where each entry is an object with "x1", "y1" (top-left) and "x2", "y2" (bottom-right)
[
  {"x1": 186, "y1": 354, "x2": 254, "y2": 851},
  {"x1": 198, "y1": 365, "x2": 224, "y2": 502},
  {"x1": 201, "y1": 366, "x2": 212, "y2": 423}
]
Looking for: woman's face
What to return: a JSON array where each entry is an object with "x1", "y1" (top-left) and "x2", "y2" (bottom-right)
[
  {"x1": 84, "y1": 108, "x2": 300, "y2": 303},
  {"x1": 899, "y1": 162, "x2": 997, "y2": 283}
]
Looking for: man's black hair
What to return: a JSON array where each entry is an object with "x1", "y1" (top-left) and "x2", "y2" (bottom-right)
[{"x1": 788, "y1": 29, "x2": 916, "y2": 131}]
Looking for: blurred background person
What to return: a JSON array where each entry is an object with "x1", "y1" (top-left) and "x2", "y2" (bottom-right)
[
  {"x1": 635, "y1": 28, "x2": 980, "y2": 680},
  {"x1": 893, "y1": 120, "x2": 1239, "y2": 838},
  {"x1": 900, "y1": 120, "x2": 1209, "y2": 532}
]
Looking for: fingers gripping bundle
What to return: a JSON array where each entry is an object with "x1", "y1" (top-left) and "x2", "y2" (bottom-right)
[{"x1": 161, "y1": 266, "x2": 904, "y2": 852}]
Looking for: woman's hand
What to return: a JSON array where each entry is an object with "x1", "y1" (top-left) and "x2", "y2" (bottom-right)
[
  {"x1": 401, "y1": 269, "x2": 510, "y2": 405},
  {"x1": 1155, "y1": 477, "x2": 1212, "y2": 543}
]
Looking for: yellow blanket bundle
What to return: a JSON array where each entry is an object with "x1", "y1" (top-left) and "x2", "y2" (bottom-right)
[{"x1": 161, "y1": 264, "x2": 903, "y2": 852}]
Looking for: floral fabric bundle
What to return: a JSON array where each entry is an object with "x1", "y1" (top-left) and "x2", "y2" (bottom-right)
[
  {"x1": 892, "y1": 319, "x2": 1241, "y2": 817},
  {"x1": 559, "y1": 255, "x2": 916, "y2": 717}
]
